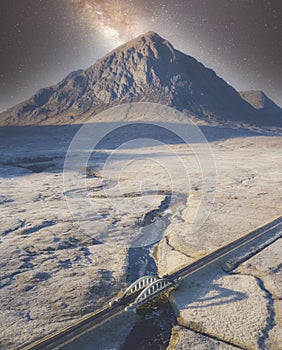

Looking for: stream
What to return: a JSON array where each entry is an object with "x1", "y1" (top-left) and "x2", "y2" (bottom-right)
[
  {"x1": 121, "y1": 193, "x2": 186, "y2": 350},
  {"x1": 64, "y1": 182, "x2": 186, "y2": 349}
]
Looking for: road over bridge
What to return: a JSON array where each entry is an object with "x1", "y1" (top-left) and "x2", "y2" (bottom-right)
[{"x1": 22, "y1": 215, "x2": 282, "y2": 350}]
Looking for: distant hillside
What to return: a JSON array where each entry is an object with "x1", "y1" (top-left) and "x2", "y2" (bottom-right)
[
  {"x1": 0, "y1": 32, "x2": 281, "y2": 127},
  {"x1": 240, "y1": 90, "x2": 281, "y2": 115}
]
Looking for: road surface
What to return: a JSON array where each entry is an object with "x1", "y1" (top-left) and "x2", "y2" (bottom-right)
[{"x1": 22, "y1": 215, "x2": 282, "y2": 350}]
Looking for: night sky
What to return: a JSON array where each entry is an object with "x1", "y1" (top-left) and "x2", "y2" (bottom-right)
[{"x1": 0, "y1": 0, "x2": 281, "y2": 112}]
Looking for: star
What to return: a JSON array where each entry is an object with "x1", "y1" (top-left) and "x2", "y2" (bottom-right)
[{"x1": 0, "y1": 0, "x2": 281, "y2": 112}]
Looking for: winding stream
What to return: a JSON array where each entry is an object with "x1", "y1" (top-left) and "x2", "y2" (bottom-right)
[
  {"x1": 122, "y1": 193, "x2": 186, "y2": 350},
  {"x1": 64, "y1": 171, "x2": 187, "y2": 349}
]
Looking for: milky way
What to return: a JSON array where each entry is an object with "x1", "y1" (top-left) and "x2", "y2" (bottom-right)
[
  {"x1": 0, "y1": 0, "x2": 281, "y2": 111},
  {"x1": 74, "y1": 0, "x2": 145, "y2": 43}
]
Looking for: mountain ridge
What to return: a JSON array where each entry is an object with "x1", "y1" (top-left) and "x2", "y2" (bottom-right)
[
  {"x1": 239, "y1": 90, "x2": 281, "y2": 115},
  {"x1": 0, "y1": 31, "x2": 281, "y2": 126}
]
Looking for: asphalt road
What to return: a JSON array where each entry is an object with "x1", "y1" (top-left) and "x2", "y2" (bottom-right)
[
  {"x1": 170, "y1": 215, "x2": 282, "y2": 280},
  {"x1": 22, "y1": 215, "x2": 282, "y2": 350}
]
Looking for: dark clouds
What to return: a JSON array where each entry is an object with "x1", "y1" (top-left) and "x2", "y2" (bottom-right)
[{"x1": 0, "y1": 0, "x2": 281, "y2": 112}]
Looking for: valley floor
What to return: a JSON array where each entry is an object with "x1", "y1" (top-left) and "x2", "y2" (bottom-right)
[{"x1": 0, "y1": 120, "x2": 281, "y2": 349}]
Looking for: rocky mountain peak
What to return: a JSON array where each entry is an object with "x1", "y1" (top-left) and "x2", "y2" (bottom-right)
[
  {"x1": 104, "y1": 31, "x2": 176, "y2": 62},
  {"x1": 89, "y1": 31, "x2": 178, "y2": 92},
  {"x1": 0, "y1": 32, "x2": 281, "y2": 126}
]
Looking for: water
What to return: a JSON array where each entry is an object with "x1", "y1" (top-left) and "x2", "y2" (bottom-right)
[
  {"x1": 122, "y1": 193, "x2": 186, "y2": 350},
  {"x1": 127, "y1": 193, "x2": 186, "y2": 281},
  {"x1": 121, "y1": 301, "x2": 177, "y2": 350},
  {"x1": 122, "y1": 240, "x2": 177, "y2": 350},
  {"x1": 123, "y1": 242, "x2": 178, "y2": 350},
  {"x1": 61, "y1": 192, "x2": 186, "y2": 349},
  {"x1": 127, "y1": 245, "x2": 159, "y2": 283}
]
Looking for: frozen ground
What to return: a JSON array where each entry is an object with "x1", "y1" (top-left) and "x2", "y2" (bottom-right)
[
  {"x1": 0, "y1": 104, "x2": 281, "y2": 349},
  {"x1": 235, "y1": 239, "x2": 282, "y2": 349}
]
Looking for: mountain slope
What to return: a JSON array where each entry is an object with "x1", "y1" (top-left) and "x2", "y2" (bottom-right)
[
  {"x1": 0, "y1": 32, "x2": 280, "y2": 126},
  {"x1": 240, "y1": 90, "x2": 282, "y2": 114}
]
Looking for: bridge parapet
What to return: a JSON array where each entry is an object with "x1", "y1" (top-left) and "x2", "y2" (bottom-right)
[
  {"x1": 109, "y1": 275, "x2": 159, "y2": 306},
  {"x1": 125, "y1": 276, "x2": 181, "y2": 311},
  {"x1": 123, "y1": 275, "x2": 159, "y2": 297}
]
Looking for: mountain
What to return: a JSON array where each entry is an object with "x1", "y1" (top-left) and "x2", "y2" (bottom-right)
[
  {"x1": 0, "y1": 32, "x2": 280, "y2": 126},
  {"x1": 239, "y1": 90, "x2": 282, "y2": 115}
]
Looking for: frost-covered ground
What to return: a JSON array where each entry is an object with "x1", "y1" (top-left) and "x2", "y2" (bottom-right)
[
  {"x1": 159, "y1": 135, "x2": 282, "y2": 350},
  {"x1": 0, "y1": 126, "x2": 130, "y2": 349},
  {"x1": 0, "y1": 105, "x2": 281, "y2": 349}
]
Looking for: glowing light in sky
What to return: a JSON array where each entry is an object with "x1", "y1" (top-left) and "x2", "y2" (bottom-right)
[
  {"x1": 76, "y1": 0, "x2": 145, "y2": 44},
  {"x1": 1, "y1": 0, "x2": 281, "y2": 111}
]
